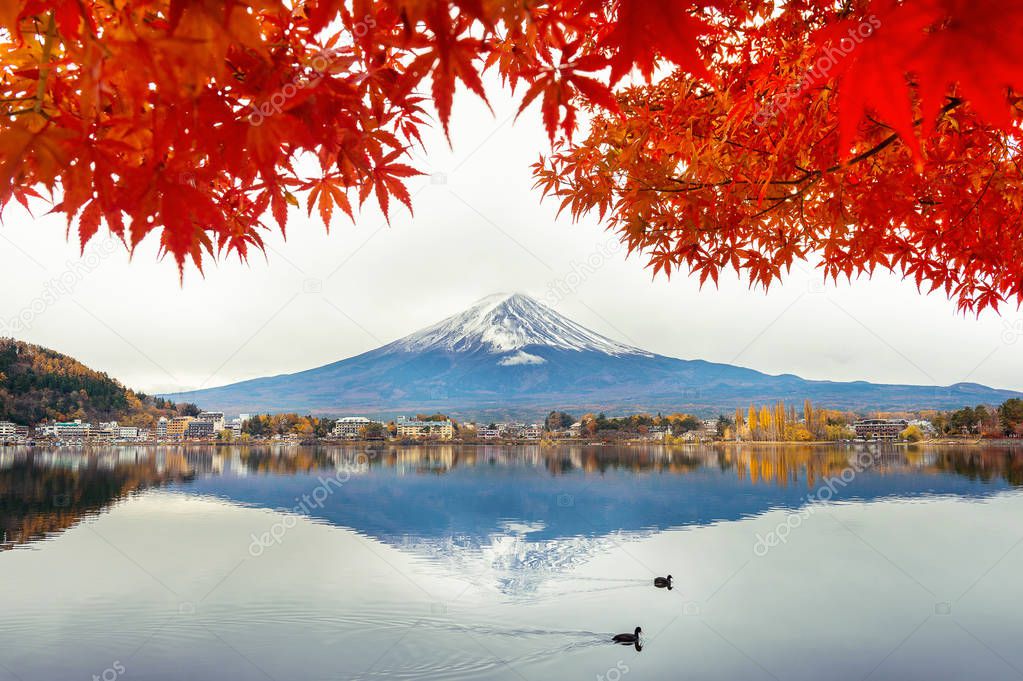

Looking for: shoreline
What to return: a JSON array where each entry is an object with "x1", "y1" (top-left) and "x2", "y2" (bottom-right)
[{"x1": 3, "y1": 437, "x2": 1021, "y2": 449}]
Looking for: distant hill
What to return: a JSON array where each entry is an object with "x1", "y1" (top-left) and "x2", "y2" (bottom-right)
[
  {"x1": 163, "y1": 293, "x2": 1023, "y2": 419},
  {"x1": 0, "y1": 338, "x2": 198, "y2": 426}
]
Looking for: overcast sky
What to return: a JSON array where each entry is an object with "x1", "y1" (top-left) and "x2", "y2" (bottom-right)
[{"x1": 1, "y1": 79, "x2": 1021, "y2": 397}]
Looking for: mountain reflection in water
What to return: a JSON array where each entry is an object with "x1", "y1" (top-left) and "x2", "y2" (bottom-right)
[
  {"x1": 3, "y1": 443, "x2": 1023, "y2": 681},
  {"x1": 3, "y1": 444, "x2": 1021, "y2": 555}
]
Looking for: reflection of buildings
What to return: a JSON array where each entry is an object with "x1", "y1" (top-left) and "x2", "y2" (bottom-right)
[
  {"x1": 6, "y1": 443, "x2": 1023, "y2": 483},
  {"x1": 4, "y1": 444, "x2": 1022, "y2": 558}
]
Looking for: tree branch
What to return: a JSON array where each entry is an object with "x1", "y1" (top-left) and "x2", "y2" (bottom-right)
[
  {"x1": 34, "y1": 12, "x2": 57, "y2": 114},
  {"x1": 640, "y1": 98, "x2": 966, "y2": 200}
]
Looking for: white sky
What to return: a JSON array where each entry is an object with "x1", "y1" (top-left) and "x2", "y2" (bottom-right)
[{"x1": 1, "y1": 78, "x2": 1020, "y2": 396}]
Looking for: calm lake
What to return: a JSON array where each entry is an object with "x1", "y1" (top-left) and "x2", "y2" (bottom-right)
[{"x1": 2, "y1": 444, "x2": 1022, "y2": 680}]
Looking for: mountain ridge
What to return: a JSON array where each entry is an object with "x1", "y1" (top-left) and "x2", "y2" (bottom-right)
[
  {"x1": 384, "y1": 292, "x2": 651, "y2": 357},
  {"x1": 161, "y1": 293, "x2": 1023, "y2": 418},
  {"x1": 0, "y1": 338, "x2": 199, "y2": 426}
]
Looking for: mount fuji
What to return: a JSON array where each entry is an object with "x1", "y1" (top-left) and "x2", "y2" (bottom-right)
[{"x1": 164, "y1": 292, "x2": 1022, "y2": 418}]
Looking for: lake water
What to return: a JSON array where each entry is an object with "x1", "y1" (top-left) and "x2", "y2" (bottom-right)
[{"x1": 2, "y1": 444, "x2": 1022, "y2": 680}]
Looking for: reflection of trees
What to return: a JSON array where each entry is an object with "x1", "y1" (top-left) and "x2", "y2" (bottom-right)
[
  {"x1": 930, "y1": 447, "x2": 1023, "y2": 486},
  {"x1": 240, "y1": 447, "x2": 335, "y2": 474},
  {"x1": 541, "y1": 447, "x2": 705, "y2": 476},
  {"x1": 726, "y1": 445, "x2": 869, "y2": 488},
  {"x1": 321, "y1": 443, "x2": 1023, "y2": 487},
  {"x1": 0, "y1": 451, "x2": 191, "y2": 550},
  {"x1": 4, "y1": 444, "x2": 1021, "y2": 550},
  {"x1": 721, "y1": 444, "x2": 1023, "y2": 489},
  {"x1": 158, "y1": 443, "x2": 1023, "y2": 488}
]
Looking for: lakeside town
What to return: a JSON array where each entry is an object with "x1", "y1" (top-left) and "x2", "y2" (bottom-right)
[{"x1": 3, "y1": 398, "x2": 1022, "y2": 447}]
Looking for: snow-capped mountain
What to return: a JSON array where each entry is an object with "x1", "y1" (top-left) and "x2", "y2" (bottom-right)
[
  {"x1": 388, "y1": 293, "x2": 651, "y2": 359},
  {"x1": 164, "y1": 292, "x2": 1023, "y2": 417}
]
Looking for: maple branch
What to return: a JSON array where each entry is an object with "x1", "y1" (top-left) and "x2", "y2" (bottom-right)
[
  {"x1": 826, "y1": 98, "x2": 965, "y2": 172},
  {"x1": 642, "y1": 99, "x2": 967, "y2": 197},
  {"x1": 627, "y1": 99, "x2": 975, "y2": 241},
  {"x1": 750, "y1": 176, "x2": 820, "y2": 219},
  {"x1": 33, "y1": 12, "x2": 56, "y2": 114},
  {"x1": 954, "y1": 168, "x2": 997, "y2": 228}
]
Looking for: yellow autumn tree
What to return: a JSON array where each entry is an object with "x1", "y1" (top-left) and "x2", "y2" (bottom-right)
[{"x1": 759, "y1": 405, "x2": 772, "y2": 441}]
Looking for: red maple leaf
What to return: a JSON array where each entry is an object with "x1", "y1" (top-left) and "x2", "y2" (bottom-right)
[{"x1": 602, "y1": 0, "x2": 711, "y2": 84}]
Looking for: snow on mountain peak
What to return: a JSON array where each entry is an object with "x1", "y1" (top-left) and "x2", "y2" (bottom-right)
[{"x1": 389, "y1": 293, "x2": 652, "y2": 357}]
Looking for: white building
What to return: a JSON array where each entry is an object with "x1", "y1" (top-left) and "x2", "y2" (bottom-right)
[
  {"x1": 908, "y1": 419, "x2": 937, "y2": 436},
  {"x1": 197, "y1": 411, "x2": 226, "y2": 432},
  {"x1": 226, "y1": 418, "x2": 244, "y2": 437},
  {"x1": 646, "y1": 427, "x2": 669, "y2": 441},
  {"x1": 853, "y1": 418, "x2": 909, "y2": 440},
  {"x1": 521, "y1": 425, "x2": 543, "y2": 440},
  {"x1": 156, "y1": 417, "x2": 168, "y2": 438},
  {"x1": 396, "y1": 416, "x2": 453, "y2": 440},
  {"x1": 0, "y1": 421, "x2": 17, "y2": 437},
  {"x1": 332, "y1": 416, "x2": 374, "y2": 439},
  {"x1": 96, "y1": 421, "x2": 141, "y2": 440},
  {"x1": 53, "y1": 420, "x2": 93, "y2": 438},
  {"x1": 500, "y1": 423, "x2": 524, "y2": 438}
]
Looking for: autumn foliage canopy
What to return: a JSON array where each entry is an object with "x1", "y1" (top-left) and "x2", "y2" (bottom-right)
[{"x1": 1, "y1": 0, "x2": 1021, "y2": 312}]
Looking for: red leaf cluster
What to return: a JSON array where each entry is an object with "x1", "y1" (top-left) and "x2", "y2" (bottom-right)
[
  {"x1": 1, "y1": 0, "x2": 669, "y2": 276},
  {"x1": 536, "y1": 1, "x2": 1023, "y2": 313},
  {"x1": 1, "y1": 0, "x2": 1021, "y2": 312}
]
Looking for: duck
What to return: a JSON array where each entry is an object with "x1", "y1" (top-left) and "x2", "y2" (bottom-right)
[
  {"x1": 612, "y1": 627, "x2": 642, "y2": 644},
  {"x1": 653, "y1": 575, "x2": 672, "y2": 589}
]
